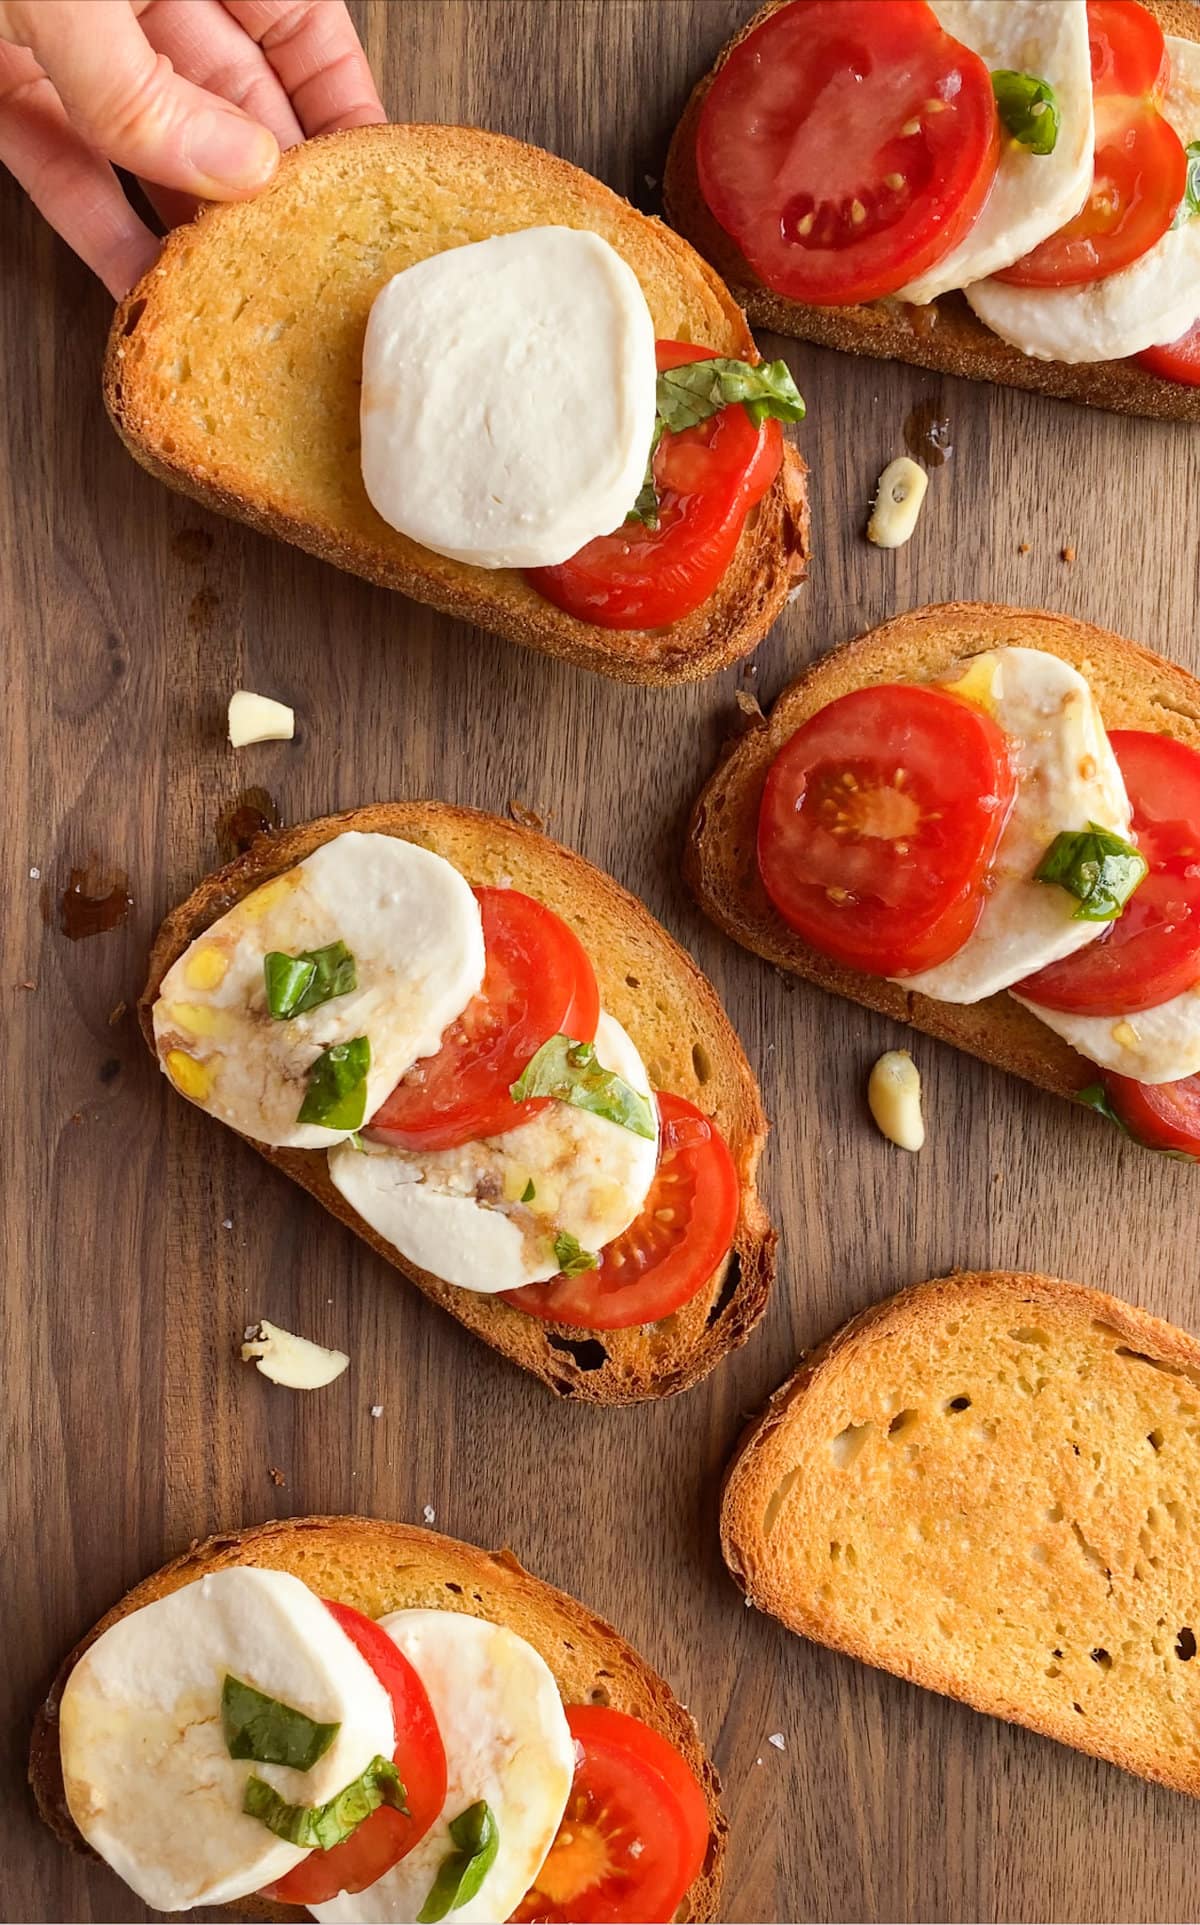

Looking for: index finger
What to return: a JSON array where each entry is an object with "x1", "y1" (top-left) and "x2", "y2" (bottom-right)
[{"x1": 222, "y1": 1, "x2": 384, "y2": 140}]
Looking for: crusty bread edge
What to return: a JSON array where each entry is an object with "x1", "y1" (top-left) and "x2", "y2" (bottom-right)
[
  {"x1": 142, "y1": 801, "x2": 776, "y2": 1406},
  {"x1": 721, "y1": 1269, "x2": 1200, "y2": 1800},
  {"x1": 663, "y1": 0, "x2": 1200, "y2": 423},
  {"x1": 29, "y1": 1514, "x2": 725, "y2": 1924}
]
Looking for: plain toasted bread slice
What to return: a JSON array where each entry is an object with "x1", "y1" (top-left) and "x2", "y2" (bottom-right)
[
  {"x1": 685, "y1": 601, "x2": 1200, "y2": 1114},
  {"x1": 141, "y1": 802, "x2": 774, "y2": 1405},
  {"x1": 29, "y1": 1513, "x2": 724, "y2": 1923},
  {"x1": 104, "y1": 123, "x2": 809, "y2": 687},
  {"x1": 723, "y1": 1271, "x2": 1200, "y2": 1798},
  {"x1": 664, "y1": 0, "x2": 1200, "y2": 423}
]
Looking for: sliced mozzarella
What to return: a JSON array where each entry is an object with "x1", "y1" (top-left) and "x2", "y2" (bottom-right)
[
  {"x1": 360, "y1": 227, "x2": 657, "y2": 569},
  {"x1": 153, "y1": 833, "x2": 485, "y2": 1150},
  {"x1": 897, "y1": 648, "x2": 1131, "y2": 1003},
  {"x1": 328, "y1": 1011, "x2": 659, "y2": 1292},
  {"x1": 898, "y1": 0, "x2": 1094, "y2": 303},
  {"x1": 966, "y1": 36, "x2": 1200, "y2": 361},
  {"x1": 58, "y1": 1569, "x2": 395, "y2": 1914},
  {"x1": 1012, "y1": 984, "x2": 1200, "y2": 1083},
  {"x1": 311, "y1": 1611, "x2": 573, "y2": 1925}
]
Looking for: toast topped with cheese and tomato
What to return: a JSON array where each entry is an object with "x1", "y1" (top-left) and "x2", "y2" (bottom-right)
[
  {"x1": 142, "y1": 802, "x2": 774, "y2": 1403},
  {"x1": 686, "y1": 602, "x2": 1200, "y2": 1157},
  {"x1": 665, "y1": 0, "x2": 1200, "y2": 420},
  {"x1": 723, "y1": 1271, "x2": 1200, "y2": 1798},
  {"x1": 106, "y1": 123, "x2": 809, "y2": 686},
  {"x1": 31, "y1": 1514, "x2": 723, "y2": 1923}
]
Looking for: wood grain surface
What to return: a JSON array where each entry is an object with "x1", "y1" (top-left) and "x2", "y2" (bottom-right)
[{"x1": 3, "y1": 4, "x2": 1200, "y2": 1921}]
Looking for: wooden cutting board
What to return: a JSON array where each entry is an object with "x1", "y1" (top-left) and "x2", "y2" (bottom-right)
[{"x1": 2, "y1": 3, "x2": 1198, "y2": 1919}]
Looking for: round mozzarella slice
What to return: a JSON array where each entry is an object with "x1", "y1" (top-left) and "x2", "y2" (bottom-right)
[
  {"x1": 310, "y1": 1611, "x2": 573, "y2": 1925},
  {"x1": 58, "y1": 1568, "x2": 396, "y2": 1914},
  {"x1": 966, "y1": 36, "x2": 1200, "y2": 361},
  {"x1": 898, "y1": 0, "x2": 1094, "y2": 304},
  {"x1": 360, "y1": 226, "x2": 658, "y2": 569},
  {"x1": 153, "y1": 833, "x2": 485, "y2": 1150},
  {"x1": 897, "y1": 648, "x2": 1131, "y2": 1003},
  {"x1": 328, "y1": 1011, "x2": 659, "y2": 1292},
  {"x1": 1011, "y1": 983, "x2": 1200, "y2": 1083}
]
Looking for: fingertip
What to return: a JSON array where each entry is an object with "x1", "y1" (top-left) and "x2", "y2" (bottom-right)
[{"x1": 182, "y1": 110, "x2": 279, "y2": 197}]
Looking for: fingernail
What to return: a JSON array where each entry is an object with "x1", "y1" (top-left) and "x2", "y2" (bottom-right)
[{"x1": 185, "y1": 111, "x2": 278, "y2": 191}]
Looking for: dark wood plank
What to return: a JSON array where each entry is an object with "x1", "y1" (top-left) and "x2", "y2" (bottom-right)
[{"x1": 4, "y1": 3, "x2": 1200, "y2": 1920}]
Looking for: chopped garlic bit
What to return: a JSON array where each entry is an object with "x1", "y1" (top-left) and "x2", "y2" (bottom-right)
[
  {"x1": 240, "y1": 1318, "x2": 348, "y2": 1390},
  {"x1": 768, "y1": 1732, "x2": 786, "y2": 1750},
  {"x1": 867, "y1": 456, "x2": 929, "y2": 549},
  {"x1": 228, "y1": 689, "x2": 295, "y2": 747},
  {"x1": 868, "y1": 1049, "x2": 925, "y2": 1152}
]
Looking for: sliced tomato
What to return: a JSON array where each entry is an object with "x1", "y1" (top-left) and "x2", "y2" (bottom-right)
[
  {"x1": 501, "y1": 1094, "x2": 738, "y2": 1331},
  {"x1": 368, "y1": 888, "x2": 599, "y2": 1151},
  {"x1": 1137, "y1": 317, "x2": 1200, "y2": 382},
  {"x1": 1103, "y1": 1071, "x2": 1200, "y2": 1156},
  {"x1": 1018, "y1": 730, "x2": 1200, "y2": 1015},
  {"x1": 527, "y1": 342, "x2": 782, "y2": 631},
  {"x1": 510, "y1": 1706, "x2": 709, "y2": 1925},
  {"x1": 260, "y1": 1601, "x2": 447, "y2": 1905},
  {"x1": 694, "y1": 0, "x2": 1000, "y2": 306},
  {"x1": 756, "y1": 684, "x2": 1016, "y2": 978},
  {"x1": 997, "y1": 1, "x2": 1185, "y2": 288}
]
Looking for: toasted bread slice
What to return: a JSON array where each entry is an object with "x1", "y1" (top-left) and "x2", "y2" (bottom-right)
[
  {"x1": 685, "y1": 601, "x2": 1200, "y2": 1113},
  {"x1": 723, "y1": 1270, "x2": 1200, "y2": 1797},
  {"x1": 664, "y1": 0, "x2": 1200, "y2": 422},
  {"x1": 141, "y1": 802, "x2": 774, "y2": 1404},
  {"x1": 104, "y1": 123, "x2": 809, "y2": 687},
  {"x1": 29, "y1": 1513, "x2": 724, "y2": 1923}
]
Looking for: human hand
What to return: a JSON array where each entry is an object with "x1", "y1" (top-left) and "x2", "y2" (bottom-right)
[{"x1": 0, "y1": 0, "x2": 384, "y2": 297}]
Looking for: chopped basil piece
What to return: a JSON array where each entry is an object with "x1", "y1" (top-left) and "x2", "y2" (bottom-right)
[
  {"x1": 627, "y1": 355, "x2": 804, "y2": 526},
  {"x1": 1171, "y1": 139, "x2": 1200, "y2": 228},
  {"x1": 992, "y1": 70, "x2": 1060, "y2": 155},
  {"x1": 626, "y1": 421, "x2": 665, "y2": 529},
  {"x1": 520, "y1": 1179, "x2": 536, "y2": 1203},
  {"x1": 221, "y1": 1675, "x2": 339, "y2": 1771},
  {"x1": 554, "y1": 1231, "x2": 599, "y2": 1277},
  {"x1": 417, "y1": 1801, "x2": 500, "y2": 1923},
  {"x1": 298, "y1": 1036, "x2": 371, "y2": 1129},
  {"x1": 510, "y1": 1034, "x2": 656, "y2": 1139},
  {"x1": 1034, "y1": 823, "x2": 1147, "y2": 921},
  {"x1": 244, "y1": 1755, "x2": 406, "y2": 1850},
  {"x1": 264, "y1": 940, "x2": 357, "y2": 1020}
]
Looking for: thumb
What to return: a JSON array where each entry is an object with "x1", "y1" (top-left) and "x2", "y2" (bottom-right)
[{"x1": 2, "y1": 0, "x2": 278, "y2": 196}]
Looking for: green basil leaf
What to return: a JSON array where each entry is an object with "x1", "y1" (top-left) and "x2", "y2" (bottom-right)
[
  {"x1": 625, "y1": 420, "x2": 665, "y2": 529},
  {"x1": 1034, "y1": 823, "x2": 1148, "y2": 921},
  {"x1": 992, "y1": 70, "x2": 1060, "y2": 155},
  {"x1": 298, "y1": 1036, "x2": 371, "y2": 1129},
  {"x1": 222, "y1": 1676, "x2": 339, "y2": 1771},
  {"x1": 417, "y1": 1801, "x2": 500, "y2": 1923},
  {"x1": 553, "y1": 1230, "x2": 599, "y2": 1277},
  {"x1": 264, "y1": 940, "x2": 357, "y2": 1020},
  {"x1": 509, "y1": 1034, "x2": 656, "y2": 1139},
  {"x1": 244, "y1": 1754, "x2": 406, "y2": 1850},
  {"x1": 1171, "y1": 139, "x2": 1200, "y2": 228},
  {"x1": 655, "y1": 356, "x2": 806, "y2": 435},
  {"x1": 520, "y1": 1178, "x2": 536, "y2": 1203}
]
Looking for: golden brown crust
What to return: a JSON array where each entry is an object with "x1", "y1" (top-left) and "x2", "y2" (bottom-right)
[
  {"x1": 29, "y1": 1514, "x2": 724, "y2": 1923},
  {"x1": 142, "y1": 802, "x2": 775, "y2": 1404},
  {"x1": 663, "y1": 0, "x2": 1200, "y2": 422},
  {"x1": 722, "y1": 1271, "x2": 1200, "y2": 1799},
  {"x1": 685, "y1": 600, "x2": 1200, "y2": 1108},
  {"x1": 104, "y1": 122, "x2": 810, "y2": 687}
]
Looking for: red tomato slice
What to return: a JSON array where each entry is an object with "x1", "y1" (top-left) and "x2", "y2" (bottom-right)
[
  {"x1": 527, "y1": 342, "x2": 782, "y2": 631},
  {"x1": 756, "y1": 685, "x2": 1016, "y2": 978},
  {"x1": 1018, "y1": 730, "x2": 1200, "y2": 1015},
  {"x1": 501, "y1": 1094, "x2": 739, "y2": 1331},
  {"x1": 695, "y1": 0, "x2": 1000, "y2": 306},
  {"x1": 997, "y1": 1, "x2": 1185, "y2": 288},
  {"x1": 1137, "y1": 317, "x2": 1200, "y2": 382},
  {"x1": 368, "y1": 888, "x2": 599, "y2": 1151},
  {"x1": 1103, "y1": 1070, "x2": 1200, "y2": 1156},
  {"x1": 509, "y1": 1706, "x2": 709, "y2": 1925},
  {"x1": 260, "y1": 1601, "x2": 447, "y2": 1905}
]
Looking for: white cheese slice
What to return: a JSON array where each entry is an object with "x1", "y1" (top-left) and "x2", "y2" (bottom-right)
[
  {"x1": 328, "y1": 1010, "x2": 659, "y2": 1292},
  {"x1": 1012, "y1": 982, "x2": 1200, "y2": 1082},
  {"x1": 152, "y1": 833, "x2": 485, "y2": 1150},
  {"x1": 966, "y1": 36, "x2": 1200, "y2": 361},
  {"x1": 311, "y1": 1611, "x2": 573, "y2": 1925},
  {"x1": 898, "y1": 0, "x2": 1094, "y2": 303},
  {"x1": 360, "y1": 226, "x2": 658, "y2": 568},
  {"x1": 897, "y1": 647, "x2": 1131, "y2": 1003},
  {"x1": 58, "y1": 1568, "x2": 396, "y2": 1914}
]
